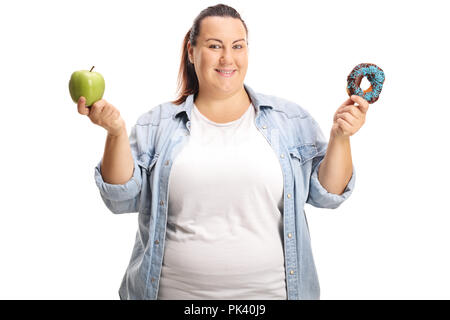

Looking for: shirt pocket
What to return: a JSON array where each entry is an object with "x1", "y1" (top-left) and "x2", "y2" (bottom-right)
[
  {"x1": 137, "y1": 152, "x2": 159, "y2": 174},
  {"x1": 288, "y1": 143, "x2": 319, "y2": 203},
  {"x1": 288, "y1": 143, "x2": 318, "y2": 165},
  {"x1": 136, "y1": 152, "x2": 159, "y2": 214}
]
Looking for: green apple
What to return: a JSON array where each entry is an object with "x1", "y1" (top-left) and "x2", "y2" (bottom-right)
[{"x1": 69, "y1": 66, "x2": 105, "y2": 107}]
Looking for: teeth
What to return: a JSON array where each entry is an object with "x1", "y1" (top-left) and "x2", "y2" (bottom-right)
[{"x1": 217, "y1": 70, "x2": 234, "y2": 74}]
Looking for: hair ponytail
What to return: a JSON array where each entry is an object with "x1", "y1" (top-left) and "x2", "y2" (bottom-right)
[{"x1": 172, "y1": 28, "x2": 199, "y2": 105}]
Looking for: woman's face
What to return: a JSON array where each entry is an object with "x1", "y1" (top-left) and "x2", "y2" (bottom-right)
[{"x1": 188, "y1": 16, "x2": 248, "y2": 97}]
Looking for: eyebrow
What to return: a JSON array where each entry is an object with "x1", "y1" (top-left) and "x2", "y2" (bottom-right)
[{"x1": 205, "y1": 38, "x2": 245, "y2": 44}]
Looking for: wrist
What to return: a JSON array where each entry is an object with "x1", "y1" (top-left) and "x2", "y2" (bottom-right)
[
  {"x1": 330, "y1": 132, "x2": 350, "y2": 144},
  {"x1": 107, "y1": 126, "x2": 127, "y2": 138}
]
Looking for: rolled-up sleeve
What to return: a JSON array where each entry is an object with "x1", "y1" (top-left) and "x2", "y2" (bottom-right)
[
  {"x1": 94, "y1": 156, "x2": 142, "y2": 201},
  {"x1": 307, "y1": 157, "x2": 356, "y2": 209},
  {"x1": 305, "y1": 116, "x2": 356, "y2": 209},
  {"x1": 93, "y1": 124, "x2": 143, "y2": 214}
]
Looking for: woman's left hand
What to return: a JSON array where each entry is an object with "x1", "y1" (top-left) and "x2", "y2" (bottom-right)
[{"x1": 331, "y1": 95, "x2": 369, "y2": 139}]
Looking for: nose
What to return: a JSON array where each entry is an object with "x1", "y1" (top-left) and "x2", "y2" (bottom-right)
[{"x1": 220, "y1": 47, "x2": 234, "y2": 65}]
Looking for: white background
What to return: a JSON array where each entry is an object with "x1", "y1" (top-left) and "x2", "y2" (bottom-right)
[{"x1": 1, "y1": 0, "x2": 449, "y2": 299}]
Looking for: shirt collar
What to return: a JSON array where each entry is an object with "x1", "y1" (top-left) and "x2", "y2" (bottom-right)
[{"x1": 173, "y1": 83, "x2": 280, "y2": 121}]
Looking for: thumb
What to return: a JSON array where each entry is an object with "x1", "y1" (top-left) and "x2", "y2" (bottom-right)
[
  {"x1": 351, "y1": 95, "x2": 369, "y2": 113},
  {"x1": 77, "y1": 96, "x2": 89, "y2": 115}
]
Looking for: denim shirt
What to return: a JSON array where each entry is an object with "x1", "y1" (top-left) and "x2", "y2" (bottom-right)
[{"x1": 94, "y1": 83, "x2": 356, "y2": 300}]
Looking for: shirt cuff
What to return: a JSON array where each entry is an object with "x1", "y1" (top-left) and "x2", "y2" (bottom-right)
[
  {"x1": 94, "y1": 156, "x2": 142, "y2": 202},
  {"x1": 308, "y1": 158, "x2": 356, "y2": 209}
]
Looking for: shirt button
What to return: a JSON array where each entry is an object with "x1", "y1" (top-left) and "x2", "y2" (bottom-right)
[
  {"x1": 262, "y1": 125, "x2": 267, "y2": 129},
  {"x1": 287, "y1": 193, "x2": 292, "y2": 199},
  {"x1": 154, "y1": 240, "x2": 159, "y2": 245},
  {"x1": 290, "y1": 270, "x2": 294, "y2": 275},
  {"x1": 165, "y1": 160, "x2": 169, "y2": 166},
  {"x1": 288, "y1": 233, "x2": 292, "y2": 238},
  {"x1": 280, "y1": 153, "x2": 285, "y2": 159},
  {"x1": 151, "y1": 277, "x2": 156, "y2": 283},
  {"x1": 160, "y1": 200, "x2": 164, "y2": 206}
]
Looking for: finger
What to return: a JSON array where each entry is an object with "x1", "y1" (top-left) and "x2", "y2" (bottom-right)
[
  {"x1": 337, "y1": 105, "x2": 353, "y2": 114},
  {"x1": 89, "y1": 99, "x2": 108, "y2": 117},
  {"x1": 337, "y1": 105, "x2": 362, "y2": 120},
  {"x1": 111, "y1": 109, "x2": 120, "y2": 119},
  {"x1": 351, "y1": 95, "x2": 369, "y2": 113},
  {"x1": 77, "y1": 96, "x2": 89, "y2": 115},
  {"x1": 91, "y1": 99, "x2": 107, "y2": 110},
  {"x1": 335, "y1": 111, "x2": 356, "y2": 125},
  {"x1": 88, "y1": 100, "x2": 107, "y2": 120},
  {"x1": 337, "y1": 117, "x2": 353, "y2": 135},
  {"x1": 111, "y1": 111, "x2": 121, "y2": 122},
  {"x1": 101, "y1": 104, "x2": 115, "y2": 117},
  {"x1": 341, "y1": 97, "x2": 354, "y2": 107},
  {"x1": 336, "y1": 101, "x2": 352, "y2": 116}
]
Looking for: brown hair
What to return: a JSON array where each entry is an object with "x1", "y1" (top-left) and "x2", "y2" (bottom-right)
[{"x1": 171, "y1": 3, "x2": 248, "y2": 105}]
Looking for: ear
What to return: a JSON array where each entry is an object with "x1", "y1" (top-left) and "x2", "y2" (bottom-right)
[{"x1": 187, "y1": 41, "x2": 193, "y2": 63}]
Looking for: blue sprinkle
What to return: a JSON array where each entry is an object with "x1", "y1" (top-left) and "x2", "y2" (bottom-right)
[{"x1": 347, "y1": 63, "x2": 385, "y2": 103}]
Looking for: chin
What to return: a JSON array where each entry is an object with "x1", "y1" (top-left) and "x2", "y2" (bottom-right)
[{"x1": 215, "y1": 82, "x2": 240, "y2": 91}]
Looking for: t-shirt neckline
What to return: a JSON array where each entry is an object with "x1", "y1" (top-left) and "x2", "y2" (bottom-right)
[{"x1": 193, "y1": 103, "x2": 252, "y2": 127}]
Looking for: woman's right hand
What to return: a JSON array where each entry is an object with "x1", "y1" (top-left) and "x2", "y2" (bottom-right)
[{"x1": 77, "y1": 96, "x2": 126, "y2": 137}]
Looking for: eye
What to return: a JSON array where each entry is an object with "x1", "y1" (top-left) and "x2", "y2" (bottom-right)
[{"x1": 209, "y1": 44, "x2": 244, "y2": 49}]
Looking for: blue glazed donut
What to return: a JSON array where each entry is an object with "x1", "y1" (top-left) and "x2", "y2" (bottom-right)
[{"x1": 346, "y1": 63, "x2": 385, "y2": 104}]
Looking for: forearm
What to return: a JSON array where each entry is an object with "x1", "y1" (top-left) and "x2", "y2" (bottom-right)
[
  {"x1": 100, "y1": 126, "x2": 134, "y2": 185},
  {"x1": 317, "y1": 135, "x2": 353, "y2": 195}
]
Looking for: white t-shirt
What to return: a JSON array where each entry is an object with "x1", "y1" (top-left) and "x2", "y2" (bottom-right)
[{"x1": 157, "y1": 102, "x2": 287, "y2": 300}]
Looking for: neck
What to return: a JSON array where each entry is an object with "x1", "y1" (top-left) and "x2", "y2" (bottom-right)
[
  {"x1": 194, "y1": 85, "x2": 250, "y2": 112},
  {"x1": 193, "y1": 85, "x2": 252, "y2": 123}
]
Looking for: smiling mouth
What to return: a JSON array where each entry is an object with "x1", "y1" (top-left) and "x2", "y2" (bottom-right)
[{"x1": 215, "y1": 69, "x2": 236, "y2": 77}]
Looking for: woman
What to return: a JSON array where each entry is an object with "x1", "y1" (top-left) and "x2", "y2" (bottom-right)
[{"x1": 78, "y1": 4, "x2": 367, "y2": 300}]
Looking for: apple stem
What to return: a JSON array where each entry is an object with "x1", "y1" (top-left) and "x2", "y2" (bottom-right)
[{"x1": 90, "y1": 66, "x2": 95, "y2": 72}]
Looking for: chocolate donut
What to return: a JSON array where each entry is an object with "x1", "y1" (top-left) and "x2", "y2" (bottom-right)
[{"x1": 346, "y1": 63, "x2": 385, "y2": 104}]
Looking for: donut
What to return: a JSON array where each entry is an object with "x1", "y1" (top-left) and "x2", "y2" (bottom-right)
[{"x1": 346, "y1": 63, "x2": 385, "y2": 104}]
